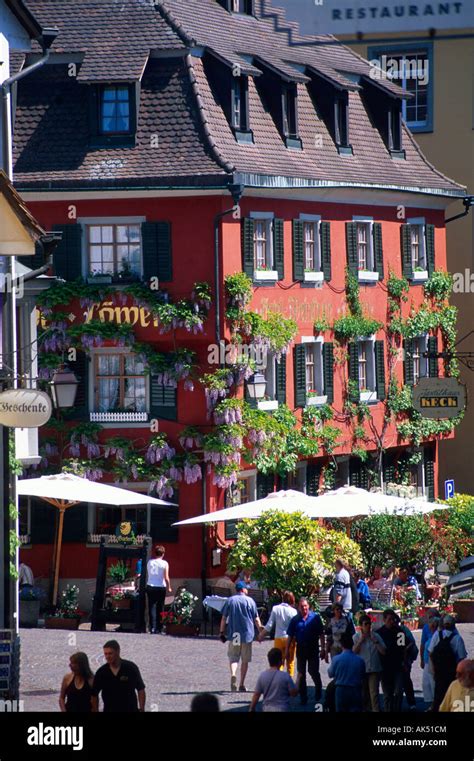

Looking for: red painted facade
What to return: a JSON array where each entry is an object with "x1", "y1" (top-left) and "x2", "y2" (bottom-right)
[{"x1": 20, "y1": 193, "x2": 447, "y2": 585}]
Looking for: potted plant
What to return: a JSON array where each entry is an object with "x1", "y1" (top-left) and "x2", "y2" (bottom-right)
[
  {"x1": 453, "y1": 591, "x2": 474, "y2": 623},
  {"x1": 87, "y1": 270, "x2": 112, "y2": 285},
  {"x1": 111, "y1": 591, "x2": 134, "y2": 610},
  {"x1": 395, "y1": 588, "x2": 419, "y2": 631},
  {"x1": 107, "y1": 560, "x2": 131, "y2": 585},
  {"x1": 116, "y1": 258, "x2": 139, "y2": 283},
  {"x1": 45, "y1": 585, "x2": 84, "y2": 630},
  {"x1": 162, "y1": 588, "x2": 200, "y2": 637},
  {"x1": 19, "y1": 586, "x2": 43, "y2": 628}
]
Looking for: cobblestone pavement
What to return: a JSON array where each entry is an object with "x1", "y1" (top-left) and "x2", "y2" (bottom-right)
[{"x1": 19, "y1": 624, "x2": 474, "y2": 713}]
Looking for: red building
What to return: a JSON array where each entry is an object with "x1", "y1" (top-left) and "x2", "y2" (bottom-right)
[{"x1": 12, "y1": 0, "x2": 465, "y2": 604}]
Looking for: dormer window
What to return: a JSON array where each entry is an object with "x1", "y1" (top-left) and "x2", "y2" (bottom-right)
[
  {"x1": 388, "y1": 104, "x2": 404, "y2": 156},
  {"x1": 334, "y1": 94, "x2": 352, "y2": 154},
  {"x1": 232, "y1": 76, "x2": 250, "y2": 136},
  {"x1": 281, "y1": 83, "x2": 301, "y2": 149},
  {"x1": 100, "y1": 86, "x2": 131, "y2": 134},
  {"x1": 231, "y1": 0, "x2": 253, "y2": 13}
]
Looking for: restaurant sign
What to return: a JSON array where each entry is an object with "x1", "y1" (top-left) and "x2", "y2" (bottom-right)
[
  {"x1": 412, "y1": 377, "x2": 466, "y2": 419},
  {"x1": 0, "y1": 389, "x2": 52, "y2": 428},
  {"x1": 116, "y1": 521, "x2": 137, "y2": 545}
]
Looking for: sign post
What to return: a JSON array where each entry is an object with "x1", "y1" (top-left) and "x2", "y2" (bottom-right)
[{"x1": 445, "y1": 480, "x2": 455, "y2": 500}]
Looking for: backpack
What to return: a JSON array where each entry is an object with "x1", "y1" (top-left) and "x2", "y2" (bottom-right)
[{"x1": 430, "y1": 632, "x2": 457, "y2": 680}]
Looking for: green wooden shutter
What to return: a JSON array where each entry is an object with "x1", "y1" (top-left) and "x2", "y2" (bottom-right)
[
  {"x1": 346, "y1": 222, "x2": 358, "y2": 275},
  {"x1": 150, "y1": 504, "x2": 179, "y2": 543},
  {"x1": 401, "y1": 224, "x2": 413, "y2": 279},
  {"x1": 349, "y1": 458, "x2": 369, "y2": 489},
  {"x1": 63, "y1": 506, "x2": 89, "y2": 543},
  {"x1": 30, "y1": 499, "x2": 57, "y2": 545},
  {"x1": 292, "y1": 219, "x2": 304, "y2": 281},
  {"x1": 276, "y1": 356, "x2": 287, "y2": 405},
  {"x1": 373, "y1": 222, "x2": 384, "y2": 279},
  {"x1": 225, "y1": 521, "x2": 238, "y2": 541},
  {"x1": 306, "y1": 461, "x2": 322, "y2": 496},
  {"x1": 425, "y1": 224, "x2": 435, "y2": 277},
  {"x1": 320, "y1": 221, "x2": 332, "y2": 281},
  {"x1": 149, "y1": 377, "x2": 177, "y2": 421},
  {"x1": 273, "y1": 218, "x2": 284, "y2": 280},
  {"x1": 242, "y1": 218, "x2": 255, "y2": 278},
  {"x1": 322, "y1": 342, "x2": 334, "y2": 404},
  {"x1": 256, "y1": 472, "x2": 275, "y2": 499},
  {"x1": 403, "y1": 339, "x2": 415, "y2": 386},
  {"x1": 375, "y1": 340, "x2": 386, "y2": 401},
  {"x1": 142, "y1": 221, "x2": 172, "y2": 283},
  {"x1": 69, "y1": 351, "x2": 89, "y2": 420},
  {"x1": 348, "y1": 342, "x2": 359, "y2": 401},
  {"x1": 52, "y1": 224, "x2": 83, "y2": 281},
  {"x1": 294, "y1": 344, "x2": 306, "y2": 408},
  {"x1": 424, "y1": 446, "x2": 435, "y2": 502},
  {"x1": 428, "y1": 336, "x2": 439, "y2": 378}
]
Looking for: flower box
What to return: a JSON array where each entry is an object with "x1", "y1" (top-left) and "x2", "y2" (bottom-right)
[
  {"x1": 253, "y1": 270, "x2": 278, "y2": 281},
  {"x1": 19, "y1": 600, "x2": 40, "y2": 628},
  {"x1": 360, "y1": 390, "x2": 377, "y2": 403},
  {"x1": 45, "y1": 616, "x2": 81, "y2": 630},
  {"x1": 358, "y1": 270, "x2": 379, "y2": 283},
  {"x1": 87, "y1": 275, "x2": 112, "y2": 285},
  {"x1": 257, "y1": 400, "x2": 279, "y2": 411},
  {"x1": 303, "y1": 271, "x2": 324, "y2": 283},
  {"x1": 306, "y1": 395, "x2": 328, "y2": 407},
  {"x1": 165, "y1": 623, "x2": 200, "y2": 637},
  {"x1": 453, "y1": 599, "x2": 474, "y2": 623},
  {"x1": 111, "y1": 598, "x2": 132, "y2": 610},
  {"x1": 412, "y1": 270, "x2": 428, "y2": 282}
]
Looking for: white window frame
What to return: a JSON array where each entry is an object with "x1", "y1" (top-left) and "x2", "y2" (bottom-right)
[
  {"x1": 301, "y1": 336, "x2": 326, "y2": 405},
  {"x1": 353, "y1": 216, "x2": 378, "y2": 282},
  {"x1": 250, "y1": 211, "x2": 277, "y2": 280},
  {"x1": 299, "y1": 213, "x2": 322, "y2": 277},
  {"x1": 358, "y1": 335, "x2": 377, "y2": 402},
  {"x1": 407, "y1": 217, "x2": 427, "y2": 277},
  {"x1": 89, "y1": 347, "x2": 149, "y2": 423},
  {"x1": 233, "y1": 470, "x2": 257, "y2": 503},
  {"x1": 258, "y1": 352, "x2": 279, "y2": 410},
  {"x1": 79, "y1": 216, "x2": 145, "y2": 279},
  {"x1": 412, "y1": 334, "x2": 429, "y2": 385}
]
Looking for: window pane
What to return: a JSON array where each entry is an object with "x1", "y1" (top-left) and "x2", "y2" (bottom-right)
[
  {"x1": 117, "y1": 88, "x2": 129, "y2": 101},
  {"x1": 89, "y1": 226, "x2": 102, "y2": 243},
  {"x1": 98, "y1": 379, "x2": 120, "y2": 411},
  {"x1": 102, "y1": 87, "x2": 116, "y2": 101}
]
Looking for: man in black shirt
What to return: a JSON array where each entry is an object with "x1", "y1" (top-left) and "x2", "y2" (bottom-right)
[
  {"x1": 91, "y1": 640, "x2": 146, "y2": 713},
  {"x1": 377, "y1": 609, "x2": 406, "y2": 712}
]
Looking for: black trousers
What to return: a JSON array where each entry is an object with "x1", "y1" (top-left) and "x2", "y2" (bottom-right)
[
  {"x1": 296, "y1": 645, "x2": 322, "y2": 702},
  {"x1": 403, "y1": 664, "x2": 416, "y2": 707},
  {"x1": 146, "y1": 586, "x2": 166, "y2": 632}
]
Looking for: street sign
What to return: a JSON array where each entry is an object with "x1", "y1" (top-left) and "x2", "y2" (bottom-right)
[
  {"x1": 445, "y1": 480, "x2": 455, "y2": 500},
  {"x1": 0, "y1": 389, "x2": 52, "y2": 428},
  {"x1": 412, "y1": 378, "x2": 466, "y2": 420}
]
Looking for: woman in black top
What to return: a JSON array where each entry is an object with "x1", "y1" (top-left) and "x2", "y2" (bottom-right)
[{"x1": 59, "y1": 652, "x2": 94, "y2": 713}]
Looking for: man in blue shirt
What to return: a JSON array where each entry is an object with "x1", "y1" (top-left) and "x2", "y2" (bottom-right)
[
  {"x1": 286, "y1": 597, "x2": 326, "y2": 705},
  {"x1": 220, "y1": 581, "x2": 263, "y2": 693},
  {"x1": 328, "y1": 631, "x2": 366, "y2": 712},
  {"x1": 354, "y1": 570, "x2": 372, "y2": 609}
]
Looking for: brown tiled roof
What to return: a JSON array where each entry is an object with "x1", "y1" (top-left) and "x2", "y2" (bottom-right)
[
  {"x1": 9, "y1": 50, "x2": 26, "y2": 76},
  {"x1": 12, "y1": 0, "x2": 464, "y2": 196},
  {"x1": 0, "y1": 169, "x2": 44, "y2": 239}
]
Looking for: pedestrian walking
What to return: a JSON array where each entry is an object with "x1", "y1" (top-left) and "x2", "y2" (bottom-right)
[
  {"x1": 353, "y1": 614, "x2": 386, "y2": 711},
  {"x1": 249, "y1": 648, "x2": 298, "y2": 712},
  {"x1": 325, "y1": 603, "x2": 355, "y2": 659},
  {"x1": 327, "y1": 632, "x2": 366, "y2": 712},
  {"x1": 420, "y1": 613, "x2": 441, "y2": 708},
  {"x1": 439, "y1": 659, "x2": 474, "y2": 712},
  {"x1": 286, "y1": 597, "x2": 326, "y2": 705},
  {"x1": 91, "y1": 641, "x2": 146, "y2": 712},
  {"x1": 258, "y1": 591, "x2": 297, "y2": 676},
  {"x1": 146, "y1": 545, "x2": 172, "y2": 634},
  {"x1": 354, "y1": 570, "x2": 372, "y2": 609},
  {"x1": 399, "y1": 618, "x2": 419, "y2": 711},
  {"x1": 429, "y1": 614, "x2": 468, "y2": 712},
  {"x1": 59, "y1": 652, "x2": 94, "y2": 713},
  {"x1": 332, "y1": 559, "x2": 352, "y2": 614},
  {"x1": 377, "y1": 609, "x2": 406, "y2": 712},
  {"x1": 219, "y1": 581, "x2": 263, "y2": 693}
]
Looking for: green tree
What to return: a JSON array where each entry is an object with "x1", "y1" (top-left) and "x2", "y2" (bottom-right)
[
  {"x1": 227, "y1": 510, "x2": 362, "y2": 600},
  {"x1": 351, "y1": 514, "x2": 433, "y2": 574}
]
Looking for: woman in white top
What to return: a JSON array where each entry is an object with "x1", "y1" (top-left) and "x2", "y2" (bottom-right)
[
  {"x1": 258, "y1": 591, "x2": 297, "y2": 677},
  {"x1": 146, "y1": 545, "x2": 172, "y2": 634}
]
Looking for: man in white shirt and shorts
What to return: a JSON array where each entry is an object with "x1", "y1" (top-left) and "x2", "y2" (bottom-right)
[{"x1": 146, "y1": 545, "x2": 172, "y2": 634}]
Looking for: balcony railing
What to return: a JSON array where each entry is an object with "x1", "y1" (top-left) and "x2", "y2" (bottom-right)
[
  {"x1": 90, "y1": 412, "x2": 148, "y2": 423},
  {"x1": 88, "y1": 533, "x2": 150, "y2": 545}
]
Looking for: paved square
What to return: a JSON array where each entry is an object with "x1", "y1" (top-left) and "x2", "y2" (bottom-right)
[{"x1": 18, "y1": 624, "x2": 474, "y2": 712}]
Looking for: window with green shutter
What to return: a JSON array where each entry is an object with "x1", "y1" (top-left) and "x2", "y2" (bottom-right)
[
  {"x1": 322, "y1": 342, "x2": 334, "y2": 403},
  {"x1": 256, "y1": 472, "x2": 275, "y2": 499},
  {"x1": 424, "y1": 446, "x2": 435, "y2": 502},
  {"x1": 273, "y1": 218, "x2": 284, "y2": 280},
  {"x1": 306, "y1": 462, "x2": 322, "y2": 496},
  {"x1": 375, "y1": 341, "x2": 386, "y2": 401},
  {"x1": 276, "y1": 356, "x2": 287, "y2": 404},
  {"x1": 241, "y1": 218, "x2": 255, "y2": 278},
  {"x1": 373, "y1": 222, "x2": 384, "y2": 279},
  {"x1": 348, "y1": 342, "x2": 359, "y2": 400},
  {"x1": 320, "y1": 221, "x2": 332, "y2": 281},
  {"x1": 141, "y1": 221, "x2": 172, "y2": 283},
  {"x1": 428, "y1": 336, "x2": 439, "y2": 377},
  {"x1": 401, "y1": 224, "x2": 414, "y2": 279},
  {"x1": 292, "y1": 219, "x2": 304, "y2": 281},
  {"x1": 404, "y1": 339, "x2": 415, "y2": 386},
  {"x1": 294, "y1": 344, "x2": 306, "y2": 408},
  {"x1": 349, "y1": 457, "x2": 369, "y2": 490},
  {"x1": 52, "y1": 224, "x2": 83, "y2": 281},
  {"x1": 150, "y1": 504, "x2": 179, "y2": 543},
  {"x1": 426, "y1": 224, "x2": 435, "y2": 276}
]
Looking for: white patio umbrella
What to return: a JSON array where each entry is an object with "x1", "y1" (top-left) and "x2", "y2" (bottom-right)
[
  {"x1": 305, "y1": 486, "x2": 442, "y2": 518},
  {"x1": 18, "y1": 473, "x2": 176, "y2": 604}
]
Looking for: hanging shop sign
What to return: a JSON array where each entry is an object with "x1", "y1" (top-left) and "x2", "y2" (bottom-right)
[
  {"x1": 412, "y1": 377, "x2": 466, "y2": 420},
  {"x1": 0, "y1": 389, "x2": 52, "y2": 428},
  {"x1": 116, "y1": 521, "x2": 137, "y2": 545}
]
